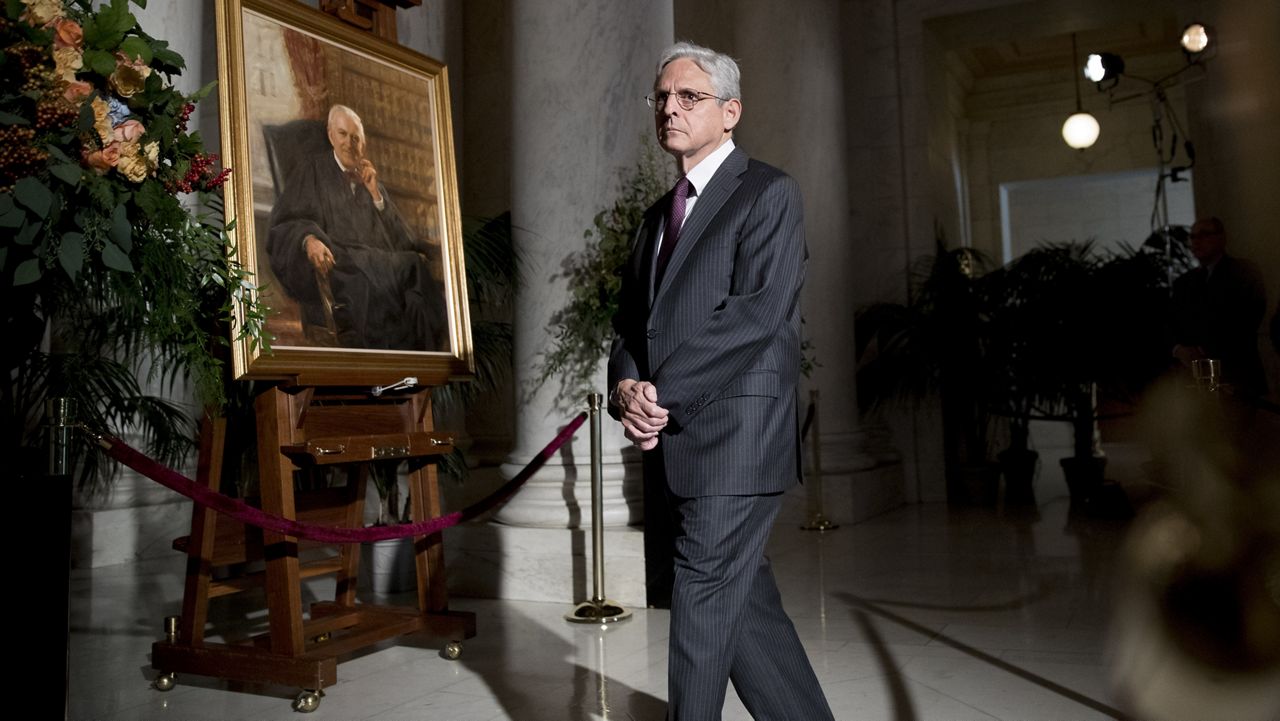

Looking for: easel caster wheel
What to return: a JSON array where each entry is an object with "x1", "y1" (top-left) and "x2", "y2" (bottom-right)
[
  {"x1": 153, "y1": 672, "x2": 176, "y2": 692},
  {"x1": 443, "y1": 641, "x2": 462, "y2": 660},
  {"x1": 293, "y1": 689, "x2": 323, "y2": 713}
]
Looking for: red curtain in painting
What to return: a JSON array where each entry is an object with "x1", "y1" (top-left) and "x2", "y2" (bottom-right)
[{"x1": 283, "y1": 29, "x2": 328, "y2": 120}]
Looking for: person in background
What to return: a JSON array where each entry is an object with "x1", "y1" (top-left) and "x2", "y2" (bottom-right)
[{"x1": 1171, "y1": 216, "x2": 1267, "y2": 399}]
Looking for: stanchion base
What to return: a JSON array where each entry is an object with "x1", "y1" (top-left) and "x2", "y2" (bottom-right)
[
  {"x1": 800, "y1": 515, "x2": 839, "y2": 532},
  {"x1": 565, "y1": 600, "x2": 632, "y2": 624}
]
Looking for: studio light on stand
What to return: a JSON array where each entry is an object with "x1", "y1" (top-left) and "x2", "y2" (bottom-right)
[
  {"x1": 1084, "y1": 52, "x2": 1125, "y2": 90},
  {"x1": 1062, "y1": 33, "x2": 1100, "y2": 149},
  {"x1": 1180, "y1": 23, "x2": 1211, "y2": 57},
  {"x1": 1083, "y1": 22, "x2": 1214, "y2": 286}
]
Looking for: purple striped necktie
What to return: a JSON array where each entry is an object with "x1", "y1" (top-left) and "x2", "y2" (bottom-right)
[{"x1": 655, "y1": 176, "x2": 692, "y2": 285}]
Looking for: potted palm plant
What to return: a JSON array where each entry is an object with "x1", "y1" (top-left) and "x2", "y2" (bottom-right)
[
  {"x1": 984, "y1": 239, "x2": 1191, "y2": 509},
  {"x1": 856, "y1": 234, "x2": 1000, "y2": 505}
]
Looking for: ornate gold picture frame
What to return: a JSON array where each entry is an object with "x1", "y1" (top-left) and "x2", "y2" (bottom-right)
[{"x1": 216, "y1": 0, "x2": 471, "y2": 386}]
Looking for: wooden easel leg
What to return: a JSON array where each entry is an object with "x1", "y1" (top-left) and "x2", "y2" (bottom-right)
[
  {"x1": 335, "y1": 465, "x2": 368, "y2": 607},
  {"x1": 178, "y1": 414, "x2": 226, "y2": 646},
  {"x1": 255, "y1": 387, "x2": 305, "y2": 656},
  {"x1": 408, "y1": 459, "x2": 448, "y2": 613}
]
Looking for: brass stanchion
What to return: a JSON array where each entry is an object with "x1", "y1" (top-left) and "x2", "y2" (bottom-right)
[
  {"x1": 566, "y1": 393, "x2": 632, "y2": 623},
  {"x1": 801, "y1": 389, "x2": 838, "y2": 531}
]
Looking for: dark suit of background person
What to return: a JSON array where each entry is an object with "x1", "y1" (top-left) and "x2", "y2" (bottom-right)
[
  {"x1": 267, "y1": 104, "x2": 446, "y2": 351},
  {"x1": 607, "y1": 43, "x2": 834, "y2": 721},
  {"x1": 1171, "y1": 216, "x2": 1267, "y2": 399}
]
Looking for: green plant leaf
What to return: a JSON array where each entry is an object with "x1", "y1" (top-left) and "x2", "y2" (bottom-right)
[
  {"x1": 13, "y1": 258, "x2": 41, "y2": 286},
  {"x1": 46, "y1": 144, "x2": 73, "y2": 164},
  {"x1": 0, "y1": 110, "x2": 28, "y2": 125},
  {"x1": 190, "y1": 81, "x2": 216, "y2": 102},
  {"x1": 101, "y1": 240, "x2": 133, "y2": 272},
  {"x1": 130, "y1": 0, "x2": 148, "y2": 8},
  {"x1": 78, "y1": 97, "x2": 96, "y2": 131},
  {"x1": 0, "y1": 206, "x2": 22, "y2": 231},
  {"x1": 14, "y1": 219, "x2": 40, "y2": 245},
  {"x1": 0, "y1": 193, "x2": 12, "y2": 214},
  {"x1": 14, "y1": 177, "x2": 52, "y2": 218},
  {"x1": 110, "y1": 204, "x2": 132, "y2": 252},
  {"x1": 50, "y1": 163, "x2": 82, "y2": 187},
  {"x1": 84, "y1": 48, "x2": 117, "y2": 76},
  {"x1": 151, "y1": 42, "x2": 185, "y2": 74},
  {"x1": 134, "y1": 178, "x2": 167, "y2": 216},
  {"x1": 86, "y1": 0, "x2": 136, "y2": 49},
  {"x1": 59, "y1": 232, "x2": 85, "y2": 279},
  {"x1": 119, "y1": 36, "x2": 151, "y2": 63}
]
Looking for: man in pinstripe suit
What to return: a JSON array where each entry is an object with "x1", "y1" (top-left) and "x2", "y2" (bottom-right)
[{"x1": 608, "y1": 42, "x2": 834, "y2": 721}]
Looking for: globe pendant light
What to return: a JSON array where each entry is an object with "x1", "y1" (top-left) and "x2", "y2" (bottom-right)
[{"x1": 1063, "y1": 33, "x2": 1099, "y2": 149}]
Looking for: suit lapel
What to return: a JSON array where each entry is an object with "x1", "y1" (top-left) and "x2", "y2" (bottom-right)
[
  {"x1": 652, "y1": 147, "x2": 748, "y2": 305},
  {"x1": 634, "y1": 202, "x2": 664, "y2": 304}
]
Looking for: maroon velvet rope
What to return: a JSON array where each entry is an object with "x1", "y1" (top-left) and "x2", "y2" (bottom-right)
[{"x1": 96, "y1": 412, "x2": 587, "y2": 544}]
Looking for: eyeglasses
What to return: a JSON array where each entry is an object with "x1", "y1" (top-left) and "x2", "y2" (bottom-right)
[{"x1": 645, "y1": 90, "x2": 724, "y2": 112}]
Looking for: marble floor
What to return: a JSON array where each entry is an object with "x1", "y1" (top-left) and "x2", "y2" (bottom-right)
[{"x1": 67, "y1": 488, "x2": 1171, "y2": 720}]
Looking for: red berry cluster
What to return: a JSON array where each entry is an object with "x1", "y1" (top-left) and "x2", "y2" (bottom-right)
[
  {"x1": 167, "y1": 152, "x2": 231, "y2": 194},
  {"x1": 177, "y1": 102, "x2": 195, "y2": 133}
]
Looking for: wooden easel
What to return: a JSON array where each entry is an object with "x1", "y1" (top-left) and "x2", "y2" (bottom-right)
[
  {"x1": 151, "y1": 2, "x2": 475, "y2": 708},
  {"x1": 151, "y1": 385, "x2": 475, "y2": 710}
]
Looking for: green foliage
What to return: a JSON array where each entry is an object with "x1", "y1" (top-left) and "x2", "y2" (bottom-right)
[
  {"x1": 2, "y1": 1, "x2": 269, "y2": 489},
  {"x1": 430, "y1": 212, "x2": 519, "y2": 483},
  {"x1": 538, "y1": 144, "x2": 672, "y2": 407},
  {"x1": 856, "y1": 233, "x2": 996, "y2": 466},
  {"x1": 858, "y1": 232, "x2": 1193, "y2": 467},
  {"x1": 983, "y1": 239, "x2": 1192, "y2": 458}
]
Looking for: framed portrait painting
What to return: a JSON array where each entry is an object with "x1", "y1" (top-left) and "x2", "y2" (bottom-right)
[{"x1": 215, "y1": 0, "x2": 471, "y2": 387}]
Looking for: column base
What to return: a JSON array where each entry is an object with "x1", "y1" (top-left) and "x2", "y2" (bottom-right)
[
  {"x1": 71, "y1": 468, "x2": 190, "y2": 568},
  {"x1": 444, "y1": 522, "x2": 647, "y2": 608}
]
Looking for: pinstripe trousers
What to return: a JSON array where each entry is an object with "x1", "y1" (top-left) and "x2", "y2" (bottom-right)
[{"x1": 666, "y1": 492, "x2": 834, "y2": 721}]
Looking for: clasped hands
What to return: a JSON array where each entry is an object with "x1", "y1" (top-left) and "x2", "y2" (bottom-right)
[{"x1": 614, "y1": 379, "x2": 669, "y2": 451}]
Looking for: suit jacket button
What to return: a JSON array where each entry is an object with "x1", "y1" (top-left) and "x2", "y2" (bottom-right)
[{"x1": 646, "y1": 329, "x2": 657, "y2": 339}]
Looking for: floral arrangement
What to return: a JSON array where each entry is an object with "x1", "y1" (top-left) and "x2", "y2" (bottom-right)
[{"x1": 1, "y1": 0, "x2": 269, "y2": 486}]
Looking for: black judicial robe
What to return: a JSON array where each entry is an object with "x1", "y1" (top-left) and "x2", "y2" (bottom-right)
[{"x1": 266, "y1": 153, "x2": 446, "y2": 351}]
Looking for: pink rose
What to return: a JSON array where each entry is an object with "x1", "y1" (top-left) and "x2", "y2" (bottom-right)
[
  {"x1": 113, "y1": 119, "x2": 145, "y2": 143},
  {"x1": 51, "y1": 18, "x2": 83, "y2": 50},
  {"x1": 63, "y1": 80, "x2": 92, "y2": 103},
  {"x1": 84, "y1": 142, "x2": 122, "y2": 174}
]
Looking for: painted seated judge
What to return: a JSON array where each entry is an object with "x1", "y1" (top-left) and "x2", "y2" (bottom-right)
[{"x1": 267, "y1": 104, "x2": 446, "y2": 350}]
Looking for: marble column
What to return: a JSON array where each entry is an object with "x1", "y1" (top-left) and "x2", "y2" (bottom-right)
[
  {"x1": 492, "y1": 1, "x2": 672, "y2": 530},
  {"x1": 727, "y1": 0, "x2": 902, "y2": 521},
  {"x1": 438, "y1": 1, "x2": 671, "y2": 605}
]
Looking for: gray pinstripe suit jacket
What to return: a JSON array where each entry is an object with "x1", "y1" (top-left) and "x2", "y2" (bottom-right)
[{"x1": 608, "y1": 147, "x2": 805, "y2": 498}]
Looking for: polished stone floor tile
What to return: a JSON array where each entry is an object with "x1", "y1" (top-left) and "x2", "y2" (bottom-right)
[{"x1": 68, "y1": 490, "x2": 1166, "y2": 720}]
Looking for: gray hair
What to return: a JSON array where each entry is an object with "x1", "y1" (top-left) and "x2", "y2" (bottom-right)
[
  {"x1": 656, "y1": 41, "x2": 741, "y2": 101},
  {"x1": 327, "y1": 104, "x2": 364, "y2": 133}
]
